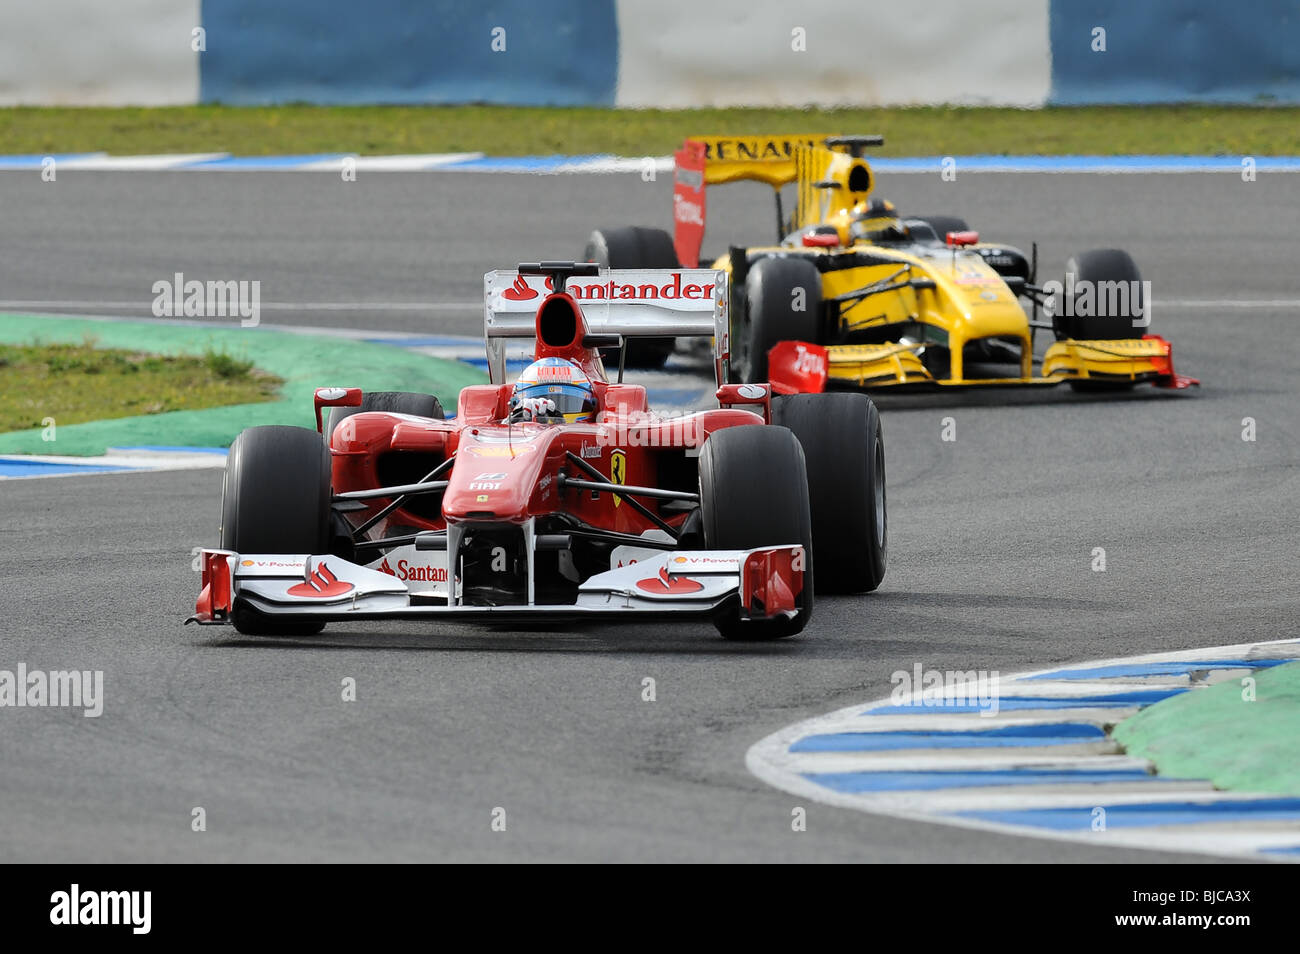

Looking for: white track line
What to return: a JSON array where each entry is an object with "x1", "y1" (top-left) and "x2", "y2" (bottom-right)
[{"x1": 57, "y1": 153, "x2": 228, "y2": 171}]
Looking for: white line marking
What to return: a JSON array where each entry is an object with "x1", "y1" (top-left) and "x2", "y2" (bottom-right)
[
  {"x1": 298, "y1": 153, "x2": 486, "y2": 172},
  {"x1": 57, "y1": 153, "x2": 229, "y2": 171},
  {"x1": 784, "y1": 753, "x2": 1152, "y2": 773},
  {"x1": 1160, "y1": 299, "x2": 1300, "y2": 308}
]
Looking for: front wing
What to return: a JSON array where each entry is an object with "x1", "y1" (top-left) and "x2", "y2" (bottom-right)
[
  {"x1": 768, "y1": 335, "x2": 1199, "y2": 391},
  {"x1": 189, "y1": 546, "x2": 807, "y2": 629}
]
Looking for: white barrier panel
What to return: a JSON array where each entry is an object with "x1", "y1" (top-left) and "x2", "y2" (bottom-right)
[
  {"x1": 614, "y1": 0, "x2": 1050, "y2": 108},
  {"x1": 0, "y1": 0, "x2": 200, "y2": 106}
]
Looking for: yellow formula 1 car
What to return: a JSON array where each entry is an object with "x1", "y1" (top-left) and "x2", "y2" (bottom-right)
[{"x1": 585, "y1": 134, "x2": 1197, "y2": 393}]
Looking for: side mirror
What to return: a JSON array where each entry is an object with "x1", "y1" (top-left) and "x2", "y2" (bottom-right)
[
  {"x1": 716, "y1": 382, "x2": 773, "y2": 423},
  {"x1": 314, "y1": 387, "x2": 363, "y2": 433}
]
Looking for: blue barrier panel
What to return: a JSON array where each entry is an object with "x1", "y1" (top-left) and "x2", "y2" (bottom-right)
[
  {"x1": 200, "y1": 0, "x2": 617, "y2": 105},
  {"x1": 1050, "y1": 0, "x2": 1300, "y2": 104}
]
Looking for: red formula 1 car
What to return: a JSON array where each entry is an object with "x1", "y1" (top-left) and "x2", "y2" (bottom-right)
[{"x1": 189, "y1": 262, "x2": 886, "y2": 640}]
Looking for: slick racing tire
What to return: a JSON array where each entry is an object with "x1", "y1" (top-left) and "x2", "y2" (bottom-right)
[
  {"x1": 909, "y1": 214, "x2": 970, "y2": 243},
  {"x1": 774, "y1": 393, "x2": 887, "y2": 594},
  {"x1": 699, "y1": 425, "x2": 813, "y2": 640},
  {"x1": 584, "y1": 226, "x2": 679, "y2": 369},
  {"x1": 326, "y1": 391, "x2": 445, "y2": 444},
  {"x1": 736, "y1": 256, "x2": 822, "y2": 384},
  {"x1": 1056, "y1": 248, "x2": 1146, "y2": 342},
  {"x1": 220, "y1": 425, "x2": 332, "y2": 636},
  {"x1": 1057, "y1": 249, "x2": 1147, "y2": 391}
]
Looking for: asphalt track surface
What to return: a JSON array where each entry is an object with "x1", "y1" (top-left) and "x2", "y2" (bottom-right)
[{"x1": 1, "y1": 169, "x2": 1297, "y2": 862}]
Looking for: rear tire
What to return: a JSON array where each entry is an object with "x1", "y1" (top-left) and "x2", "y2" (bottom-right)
[
  {"x1": 698, "y1": 426, "x2": 813, "y2": 640},
  {"x1": 736, "y1": 256, "x2": 822, "y2": 383},
  {"x1": 774, "y1": 394, "x2": 887, "y2": 593},
  {"x1": 327, "y1": 391, "x2": 444, "y2": 442},
  {"x1": 220, "y1": 425, "x2": 331, "y2": 636},
  {"x1": 584, "y1": 226, "x2": 679, "y2": 368}
]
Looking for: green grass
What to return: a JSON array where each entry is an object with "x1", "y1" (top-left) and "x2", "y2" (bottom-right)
[
  {"x1": 0, "y1": 338, "x2": 282, "y2": 432},
  {"x1": 2, "y1": 104, "x2": 1298, "y2": 157},
  {"x1": 1113, "y1": 662, "x2": 1300, "y2": 796}
]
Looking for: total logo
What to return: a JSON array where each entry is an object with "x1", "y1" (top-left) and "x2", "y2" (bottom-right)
[
  {"x1": 792, "y1": 344, "x2": 826, "y2": 376},
  {"x1": 673, "y1": 192, "x2": 703, "y2": 226},
  {"x1": 377, "y1": 557, "x2": 449, "y2": 584}
]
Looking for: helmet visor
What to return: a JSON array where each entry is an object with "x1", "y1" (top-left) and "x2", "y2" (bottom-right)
[{"x1": 514, "y1": 382, "x2": 595, "y2": 422}]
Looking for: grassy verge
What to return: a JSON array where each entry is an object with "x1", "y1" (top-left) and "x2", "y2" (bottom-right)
[
  {"x1": 0, "y1": 338, "x2": 281, "y2": 431},
  {"x1": 0, "y1": 315, "x2": 486, "y2": 456},
  {"x1": 2, "y1": 105, "x2": 1298, "y2": 157},
  {"x1": 1113, "y1": 661, "x2": 1300, "y2": 796}
]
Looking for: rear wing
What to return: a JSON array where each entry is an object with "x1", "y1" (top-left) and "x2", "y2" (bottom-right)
[
  {"x1": 686, "y1": 134, "x2": 842, "y2": 187},
  {"x1": 483, "y1": 267, "x2": 731, "y2": 386},
  {"x1": 673, "y1": 134, "x2": 838, "y2": 268},
  {"x1": 672, "y1": 133, "x2": 883, "y2": 266}
]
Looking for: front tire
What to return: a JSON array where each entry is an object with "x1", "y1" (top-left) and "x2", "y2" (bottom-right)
[
  {"x1": 1056, "y1": 249, "x2": 1147, "y2": 391},
  {"x1": 774, "y1": 394, "x2": 887, "y2": 593},
  {"x1": 698, "y1": 425, "x2": 813, "y2": 640},
  {"x1": 220, "y1": 425, "x2": 331, "y2": 636},
  {"x1": 736, "y1": 256, "x2": 822, "y2": 383},
  {"x1": 1057, "y1": 248, "x2": 1146, "y2": 341}
]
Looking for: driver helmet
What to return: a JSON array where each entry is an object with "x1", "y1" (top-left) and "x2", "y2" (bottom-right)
[
  {"x1": 511, "y1": 357, "x2": 596, "y2": 422},
  {"x1": 850, "y1": 197, "x2": 906, "y2": 243}
]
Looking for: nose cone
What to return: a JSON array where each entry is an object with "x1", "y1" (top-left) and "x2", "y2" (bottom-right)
[{"x1": 443, "y1": 426, "x2": 550, "y2": 522}]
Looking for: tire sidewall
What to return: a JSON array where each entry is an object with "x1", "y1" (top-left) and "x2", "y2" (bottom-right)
[{"x1": 739, "y1": 256, "x2": 822, "y2": 383}]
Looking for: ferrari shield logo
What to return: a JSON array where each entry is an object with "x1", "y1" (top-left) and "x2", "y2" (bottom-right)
[{"x1": 610, "y1": 449, "x2": 626, "y2": 508}]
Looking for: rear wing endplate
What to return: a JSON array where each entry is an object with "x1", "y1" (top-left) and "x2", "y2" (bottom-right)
[{"x1": 673, "y1": 134, "x2": 846, "y2": 266}]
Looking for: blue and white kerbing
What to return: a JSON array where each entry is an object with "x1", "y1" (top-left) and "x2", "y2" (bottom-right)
[
  {"x1": 747, "y1": 639, "x2": 1300, "y2": 860},
  {"x1": 0, "y1": 447, "x2": 226, "y2": 480}
]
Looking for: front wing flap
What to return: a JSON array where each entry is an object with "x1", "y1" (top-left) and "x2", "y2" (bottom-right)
[
  {"x1": 767, "y1": 335, "x2": 1198, "y2": 391},
  {"x1": 1040, "y1": 335, "x2": 1199, "y2": 388},
  {"x1": 188, "y1": 545, "x2": 807, "y2": 628}
]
